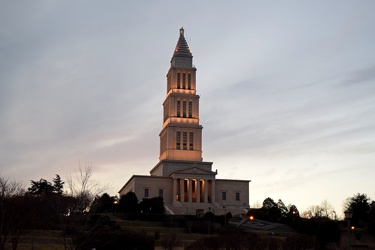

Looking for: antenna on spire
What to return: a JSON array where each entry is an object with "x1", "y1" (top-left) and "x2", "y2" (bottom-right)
[{"x1": 180, "y1": 27, "x2": 184, "y2": 36}]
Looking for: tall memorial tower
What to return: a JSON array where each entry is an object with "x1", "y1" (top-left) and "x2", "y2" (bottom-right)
[
  {"x1": 159, "y1": 27, "x2": 203, "y2": 162},
  {"x1": 119, "y1": 28, "x2": 250, "y2": 215}
]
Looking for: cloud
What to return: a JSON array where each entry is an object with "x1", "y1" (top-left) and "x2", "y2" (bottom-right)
[{"x1": 340, "y1": 66, "x2": 375, "y2": 86}]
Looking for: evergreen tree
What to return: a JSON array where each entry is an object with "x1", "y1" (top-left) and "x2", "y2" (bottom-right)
[
  {"x1": 346, "y1": 193, "x2": 371, "y2": 226},
  {"x1": 52, "y1": 174, "x2": 64, "y2": 195},
  {"x1": 119, "y1": 192, "x2": 139, "y2": 214},
  {"x1": 27, "y1": 179, "x2": 54, "y2": 197},
  {"x1": 277, "y1": 199, "x2": 288, "y2": 218}
]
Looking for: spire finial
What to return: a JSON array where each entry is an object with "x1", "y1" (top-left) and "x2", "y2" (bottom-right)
[{"x1": 180, "y1": 27, "x2": 184, "y2": 36}]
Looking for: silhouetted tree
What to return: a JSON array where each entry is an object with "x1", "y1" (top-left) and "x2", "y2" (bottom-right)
[
  {"x1": 61, "y1": 164, "x2": 109, "y2": 250},
  {"x1": 0, "y1": 175, "x2": 24, "y2": 250},
  {"x1": 27, "y1": 178, "x2": 54, "y2": 197},
  {"x1": 262, "y1": 197, "x2": 281, "y2": 221},
  {"x1": 119, "y1": 191, "x2": 139, "y2": 214},
  {"x1": 345, "y1": 193, "x2": 371, "y2": 226},
  {"x1": 320, "y1": 200, "x2": 335, "y2": 219},
  {"x1": 369, "y1": 201, "x2": 375, "y2": 232},
  {"x1": 90, "y1": 193, "x2": 116, "y2": 213},
  {"x1": 202, "y1": 211, "x2": 215, "y2": 222},
  {"x1": 66, "y1": 164, "x2": 108, "y2": 213},
  {"x1": 302, "y1": 205, "x2": 323, "y2": 218},
  {"x1": 140, "y1": 196, "x2": 164, "y2": 214},
  {"x1": 53, "y1": 174, "x2": 65, "y2": 195},
  {"x1": 277, "y1": 199, "x2": 288, "y2": 218},
  {"x1": 287, "y1": 204, "x2": 300, "y2": 217}
]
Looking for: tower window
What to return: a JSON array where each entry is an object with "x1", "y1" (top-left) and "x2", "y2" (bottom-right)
[
  {"x1": 177, "y1": 73, "x2": 181, "y2": 89},
  {"x1": 188, "y1": 74, "x2": 191, "y2": 89},
  {"x1": 188, "y1": 101, "x2": 192, "y2": 118},
  {"x1": 182, "y1": 73, "x2": 186, "y2": 89},
  {"x1": 159, "y1": 189, "x2": 164, "y2": 197},
  {"x1": 177, "y1": 101, "x2": 181, "y2": 117},
  {"x1": 144, "y1": 188, "x2": 149, "y2": 198},
  {"x1": 183, "y1": 101, "x2": 186, "y2": 118},
  {"x1": 176, "y1": 132, "x2": 181, "y2": 149},
  {"x1": 222, "y1": 192, "x2": 226, "y2": 201},
  {"x1": 189, "y1": 132, "x2": 193, "y2": 150},
  {"x1": 183, "y1": 132, "x2": 187, "y2": 150}
]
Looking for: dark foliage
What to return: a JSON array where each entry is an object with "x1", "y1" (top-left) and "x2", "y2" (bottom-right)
[
  {"x1": 77, "y1": 229, "x2": 154, "y2": 250},
  {"x1": 202, "y1": 211, "x2": 214, "y2": 222},
  {"x1": 316, "y1": 220, "x2": 340, "y2": 248},
  {"x1": 53, "y1": 174, "x2": 65, "y2": 195},
  {"x1": 262, "y1": 197, "x2": 281, "y2": 221},
  {"x1": 90, "y1": 193, "x2": 117, "y2": 213},
  {"x1": 118, "y1": 191, "x2": 139, "y2": 219},
  {"x1": 160, "y1": 230, "x2": 181, "y2": 250},
  {"x1": 347, "y1": 193, "x2": 371, "y2": 226},
  {"x1": 185, "y1": 235, "x2": 221, "y2": 250},
  {"x1": 369, "y1": 201, "x2": 375, "y2": 233},
  {"x1": 27, "y1": 174, "x2": 64, "y2": 197},
  {"x1": 185, "y1": 228, "x2": 263, "y2": 250},
  {"x1": 140, "y1": 196, "x2": 164, "y2": 214}
]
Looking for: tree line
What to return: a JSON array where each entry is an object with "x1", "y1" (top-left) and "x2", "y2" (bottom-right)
[
  {"x1": 1, "y1": 167, "x2": 375, "y2": 250},
  {"x1": 0, "y1": 166, "x2": 154, "y2": 250}
]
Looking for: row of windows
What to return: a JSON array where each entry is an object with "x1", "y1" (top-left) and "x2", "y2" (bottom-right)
[
  {"x1": 177, "y1": 73, "x2": 191, "y2": 89},
  {"x1": 144, "y1": 188, "x2": 163, "y2": 198},
  {"x1": 176, "y1": 101, "x2": 192, "y2": 118},
  {"x1": 222, "y1": 191, "x2": 241, "y2": 201},
  {"x1": 176, "y1": 131, "x2": 193, "y2": 150}
]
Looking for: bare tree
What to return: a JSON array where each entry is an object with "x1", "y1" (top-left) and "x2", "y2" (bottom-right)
[
  {"x1": 0, "y1": 175, "x2": 24, "y2": 250},
  {"x1": 61, "y1": 164, "x2": 110, "y2": 250},
  {"x1": 66, "y1": 163, "x2": 108, "y2": 214},
  {"x1": 251, "y1": 200, "x2": 262, "y2": 209},
  {"x1": 302, "y1": 200, "x2": 336, "y2": 219},
  {"x1": 320, "y1": 200, "x2": 335, "y2": 219},
  {"x1": 302, "y1": 205, "x2": 323, "y2": 218}
]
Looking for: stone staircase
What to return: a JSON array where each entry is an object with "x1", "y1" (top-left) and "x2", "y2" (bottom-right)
[{"x1": 164, "y1": 202, "x2": 248, "y2": 216}]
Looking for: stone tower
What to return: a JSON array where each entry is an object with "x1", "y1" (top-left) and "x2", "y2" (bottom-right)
[
  {"x1": 119, "y1": 28, "x2": 250, "y2": 215},
  {"x1": 159, "y1": 27, "x2": 203, "y2": 162}
]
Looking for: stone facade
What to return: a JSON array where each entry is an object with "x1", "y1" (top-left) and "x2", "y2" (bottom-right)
[{"x1": 119, "y1": 28, "x2": 250, "y2": 215}]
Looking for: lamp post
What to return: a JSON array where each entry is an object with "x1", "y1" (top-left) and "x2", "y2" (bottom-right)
[
  {"x1": 344, "y1": 209, "x2": 353, "y2": 249},
  {"x1": 223, "y1": 206, "x2": 227, "y2": 226},
  {"x1": 113, "y1": 200, "x2": 118, "y2": 214}
]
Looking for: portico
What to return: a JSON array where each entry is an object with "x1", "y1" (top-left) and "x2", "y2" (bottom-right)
[{"x1": 172, "y1": 178, "x2": 215, "y2": 204}]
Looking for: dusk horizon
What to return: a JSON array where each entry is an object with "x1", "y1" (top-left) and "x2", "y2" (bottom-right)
[{"x1": 1, "y1": 1, "x2": 374, "y2": 217}]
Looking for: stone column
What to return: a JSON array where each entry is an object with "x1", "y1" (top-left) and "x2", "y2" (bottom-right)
[
  {"x1": 211, "y1": 180, "x2": 216, "y2": 203},
  {"x1": 203, "y1": 179, "x2": 208, "y2": 203},
  {"x1": 180, "y1": 179, "x2": 184, "y2": 202},
  {"x1": 172, "y1": 178, "x2": 177, "y2": 204},
  {"x1": 188, "y1": 178, "x2": 192, "y2": 203},
  {"x1": 196, "y1": 179, "x2": 201, "y2": 203}
]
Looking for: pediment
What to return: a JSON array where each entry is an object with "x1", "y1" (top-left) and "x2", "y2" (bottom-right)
[{"x1": 172, "y1": 167, "x2": 215, "y2": 175}]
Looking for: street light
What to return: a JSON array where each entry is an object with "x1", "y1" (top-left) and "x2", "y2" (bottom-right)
[
  {"x1": 344, "y1": 209, "x2": 353, "y2": 249},
  {"x1": 344, "y1": 209, "x2": 353, "y2": 220},
  {"x1": 113, "y1": 200, "x2": 119, "y2": 214}
]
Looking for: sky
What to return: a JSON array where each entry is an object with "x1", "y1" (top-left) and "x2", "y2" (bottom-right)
[{"x1": 1, "y1": 1, "x2": 375, "y2": 217}]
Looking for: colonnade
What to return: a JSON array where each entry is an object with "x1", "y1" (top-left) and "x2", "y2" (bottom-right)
[{"x1": 173, "y1": 178, "x2": 215, "y2": 203}]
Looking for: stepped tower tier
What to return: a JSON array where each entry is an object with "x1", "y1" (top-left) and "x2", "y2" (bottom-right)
[{"x1": 159, "y1": 28, "x2": 203, "y2": 162}]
